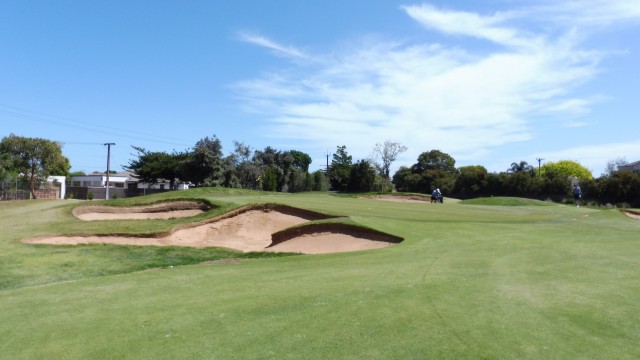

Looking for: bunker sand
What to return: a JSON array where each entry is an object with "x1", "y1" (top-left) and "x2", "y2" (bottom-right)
[
  {"x1": 365, "y1": 195, "x2": 430, "y2": 203},
  {"x1": 623, "y1": 210, "x2": 640, "y2": 220},
  {"x1": 26, "y1": 204, "x2": 400, "y2": 254}
]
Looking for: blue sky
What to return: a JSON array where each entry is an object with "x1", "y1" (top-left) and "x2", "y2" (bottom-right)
[{"x1": 2, "y1": 0, "x2": 639, "y2": 177}]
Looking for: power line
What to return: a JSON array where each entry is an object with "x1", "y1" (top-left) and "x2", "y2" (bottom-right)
[{"x1": 0, "y1": 103, "x2": 192, "y2": 147}]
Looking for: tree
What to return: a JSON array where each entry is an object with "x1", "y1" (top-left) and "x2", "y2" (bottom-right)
[
  {"x1": 0, "y1": 134, "x2": 70, "y2": 199},
  {"x1": 328, "y1": 145, "x2": 352, "y2": 192},
  {"x1": 411, "y1": 150, "x2": 456, "y2": 175},
  {"x1": 392, "y1": 166, "x2": 414, "y2": 192},
  {"x1": 421, "y1": 169, "x2": 455, "y2": 195},
  {"x1": 508, "y1": 161, "x2": 535, "y2": 175},
  {"x1": 348, "y1": 160, "x2": 376, "y2": 192},
  {"x1": 392, "y1": 150, "x2": 456, "y2": 194},
  {"x1": 538, "y1": 166, "x2": 567, "y2": 196},
  {"x1": 287, "y1": 168, "x2": 309, "y2": 192},
  {"x1": 182, "y1": 136, "x2": 225, "y2": 186},
  {"x1": 540, "y1": 160, "x2": 593, "y2": 181},
  {"x1": 372, "y1": 140, "x2": 407, "y2": 179},
  {"x1": 253, "y1": 147, "x2": 291, "y2": 192},
  {"x1": 260, "y1": 167, "x2": 278, "y2": 191},
  {"x1": 230, "y1": 141, "x2": 260, "y2": 189},
  {"x1": 289, "y1": 150, "x2": 312, "y2": 173},
  {"x1": 503, "y1": 171, "x2": 541, "y2": 197},
  {"x1": 597, "y1": 171, "x2": 640, "y2": 206},
  {"x1": 603, "y1": 157, "x2": 628, "y2": 177},
  {"x1": 311, "y1": 170, "x2": 330, "y2": 191},
  {"x1": 0, "y1": 152, "x2": 13, "y2": 180},
  {"x1": 453, "y1": 165, "x2": 488, "y2": 198},
  {"x1": 125, "y1": 146, "x2": 184, "y2": 189}
]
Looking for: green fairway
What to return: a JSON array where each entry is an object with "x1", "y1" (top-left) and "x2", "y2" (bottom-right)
[{"x1": 1, "y1": 189, "x2": 640, "y2": 359}]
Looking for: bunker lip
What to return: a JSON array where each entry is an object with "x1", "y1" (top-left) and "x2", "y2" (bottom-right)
[
  {"x1": 24, "y1": 204, "x2": 402, "y2": 254},
  {"x1": 73, "y1": 200, "x2": 213, "y2": 221},
  {"x1": 362, "y1": 194, "x2": 431, "y2": 203},
  {"x1": 623, "y1": 210, "x2": 640, "y2": 220}
]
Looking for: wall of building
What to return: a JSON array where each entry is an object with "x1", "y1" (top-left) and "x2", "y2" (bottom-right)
[{"x1": 66, "y1": 186, "x2": 168, "y2": 200}]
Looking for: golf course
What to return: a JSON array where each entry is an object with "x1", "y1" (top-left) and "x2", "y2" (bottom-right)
[{"x1": 1, "y1": 188, "x2": 639, "y2": 359}]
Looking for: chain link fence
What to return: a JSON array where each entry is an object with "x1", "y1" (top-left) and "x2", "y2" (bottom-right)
[{"x1": 0, "y1": 180, "x2": 60, "y2": 200}]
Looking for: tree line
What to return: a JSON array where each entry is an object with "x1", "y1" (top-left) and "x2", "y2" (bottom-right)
[
  {"x1": 2, "y1": 133, "x2": 639, "y2": 206},
  {"x1": 125, "y1": 138, "x2": 409, "y2": 194},
  {"x1": 125, "y1": 136, "x2": 329, "y2": 192},
  {"x1": 393, "y1": 151, "x2": 640, "y2": 207}
]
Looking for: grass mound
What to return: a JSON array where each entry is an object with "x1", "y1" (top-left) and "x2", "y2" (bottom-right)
[{"x1": 72, "y1": 200, "x2": 214, "y2": 220}]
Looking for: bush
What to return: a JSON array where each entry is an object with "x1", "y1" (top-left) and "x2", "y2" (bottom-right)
[{"x1": 87, "y1": 192, "x2": 94, "y2": 201}]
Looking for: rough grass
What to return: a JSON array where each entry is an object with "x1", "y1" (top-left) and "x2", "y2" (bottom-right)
[{"x1": 2, "y1": 189, "x2": 640, "y2": 359}]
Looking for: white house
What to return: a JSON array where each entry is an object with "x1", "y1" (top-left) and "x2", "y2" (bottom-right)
[
  {"x1": 134, "y1": 179, "x2": 190, "y2": 190},
  {"x1": 70, "y1": 172, "x2": 131, "y2": 188},
  {"x1": 70, "y1": 172, "x2": 189, "y2": 191}
]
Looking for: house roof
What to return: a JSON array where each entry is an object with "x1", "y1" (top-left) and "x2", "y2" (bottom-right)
[{"x1": 619, "y1": 160, "x2": 640, "y2": 169}]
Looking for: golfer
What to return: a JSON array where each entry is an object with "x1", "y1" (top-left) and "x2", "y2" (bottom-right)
[
  {"x1": 573, "y1": 184, "x2": 582, "y2": 207},
  {"x1": 431, "y1": 188, "x2": 442, "y2": 204}
]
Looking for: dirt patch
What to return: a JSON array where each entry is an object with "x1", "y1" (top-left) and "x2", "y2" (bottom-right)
[
  {"x1": 73, "y1": 201, "x2": 211, "y2": 221},
  {"x1": 25, "y1": 204, "x2": 401, "y2": 254}
]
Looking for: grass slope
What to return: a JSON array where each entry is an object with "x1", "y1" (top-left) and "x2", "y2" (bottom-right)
[{"x1": 1, "y1": 189, "x2": 640, "y2": 359}]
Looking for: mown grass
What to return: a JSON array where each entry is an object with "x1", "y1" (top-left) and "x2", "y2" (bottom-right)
[
  {"x1": 460, "y1": 196, "x2": 556, "y2": 206},
  {"x1": 1, "y1": 189, "x2": 640, "y2": 359}
]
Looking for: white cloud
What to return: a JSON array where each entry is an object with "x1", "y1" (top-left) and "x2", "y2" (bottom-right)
[
  {"x1": 233, "y1": 3, "x2": 637, "y2": 173},
  {"x1": 536, "y1": 0, "x2": 640, "y2": 27},
  {"x1": 401, "y1": 4, "x2": 532, "y2": 48},
  {"x1": 238, "y1": 32, "x2": 308, "y2": 60},
  {"x1": 545, "y1": 97, "x2": 599, "y2": 117}
]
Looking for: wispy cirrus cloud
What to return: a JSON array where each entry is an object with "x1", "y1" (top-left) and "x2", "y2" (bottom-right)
[
  {"x1": 401, "y1": 4, "x2": 528, "y2": 48},
  {"x1": 535, "y1": 0, "x2": 640, "y2": 27},
  {"x1": 238, "y1": 32, "x2": 308, "y2": 60},
  {"x1": 233, "y1": 2, "x2": 640, "y2": 173}
]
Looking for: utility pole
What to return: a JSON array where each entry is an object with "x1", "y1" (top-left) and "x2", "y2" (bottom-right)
[
  {"x1": 536, "y1": 158, "x2": 544, "y2": 175},
  {"x1": 326, "y1": 150, "x2": 330, "y2": 171},
  {"x1": 104, "y1": 143, "x2": 115, "y2": 199}
]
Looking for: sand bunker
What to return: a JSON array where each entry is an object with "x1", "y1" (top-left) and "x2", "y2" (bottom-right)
[
  {"x1": 623, "y1": 210, "x2": 640, "y2": 220},
  {"x1": 363, "y1": 195, "x2": 431, "y2": 203},
  {"x1": 26, "y1": 205, "x2": 401, "y2": 254},
  {"x1": 73, "y1": 201, "x2": 210, "y2": 221},
  {"x1": 267, "y1": 232, "x2": 392, "y2": 254}
]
